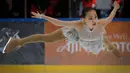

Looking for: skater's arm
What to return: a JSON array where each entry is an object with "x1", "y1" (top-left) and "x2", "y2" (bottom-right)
[
  {"x1": 98, "y1": 1, "x2": 120, "y2": 27},
  {"x1": 31, "y1": 12, "x2": 80, "y2": 28},
  {"x1": 41, "y1": 14, "x2": 80, "y2": 27}
]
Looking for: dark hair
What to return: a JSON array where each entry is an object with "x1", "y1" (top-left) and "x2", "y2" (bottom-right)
[{"x1": 82, "y1": 7, "x2": 95, "y2": 18}]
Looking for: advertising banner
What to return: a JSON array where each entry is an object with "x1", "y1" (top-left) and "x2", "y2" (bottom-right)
[{"x1": 44, "y1": 21, "x2": 130, "y2": 65}]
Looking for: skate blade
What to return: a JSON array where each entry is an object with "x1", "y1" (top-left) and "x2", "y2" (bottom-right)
[{"x1": 2, "y1": 37, "x2": 12, "y2": 54}]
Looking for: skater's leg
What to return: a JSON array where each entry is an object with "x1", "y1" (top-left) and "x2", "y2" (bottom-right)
[
  {"x1": 104, "y1": 35, "x2": 121, "y2": 58},
  {"x1": 5, "y1": 28, "x2": 65, "y2": 53}
]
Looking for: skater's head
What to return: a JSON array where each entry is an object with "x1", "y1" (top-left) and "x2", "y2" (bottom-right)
[{"x1": 82, "y1": 7, "x2": 98, "y2": 26}]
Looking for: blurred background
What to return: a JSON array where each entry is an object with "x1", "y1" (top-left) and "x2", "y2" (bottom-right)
[{"x1": 0, "y1": 0, "x2": 130, "y2": 18}]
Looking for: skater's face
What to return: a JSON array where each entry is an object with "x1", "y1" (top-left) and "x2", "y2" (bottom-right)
[{"x1": 83, "y1": 10, "x2": 98, "y2": 26}]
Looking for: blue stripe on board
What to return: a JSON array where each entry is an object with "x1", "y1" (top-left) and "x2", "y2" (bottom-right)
[
  {"x1": 0, "y1": 18, "x2": 44, "y2": 22},
  {"x1": 0, "y1": 18, "x2": 129, "y2": 22},
  {"x1": 113, "y1": 18, "x2": 130, "y2": 22}
]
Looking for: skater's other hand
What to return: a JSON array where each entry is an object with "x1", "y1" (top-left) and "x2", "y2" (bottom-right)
[{"x1": 114, "y1": 1, "x2": 120, "y2": 10}]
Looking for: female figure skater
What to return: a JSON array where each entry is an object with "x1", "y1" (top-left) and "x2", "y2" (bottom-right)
[{"x1": 4, "y1": 1, "x2": 122, "y2": 59}]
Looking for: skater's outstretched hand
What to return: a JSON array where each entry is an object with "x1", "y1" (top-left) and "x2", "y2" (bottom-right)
[{"x1": 31, "y1": 11, "x2": 44, "y2": 19}]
